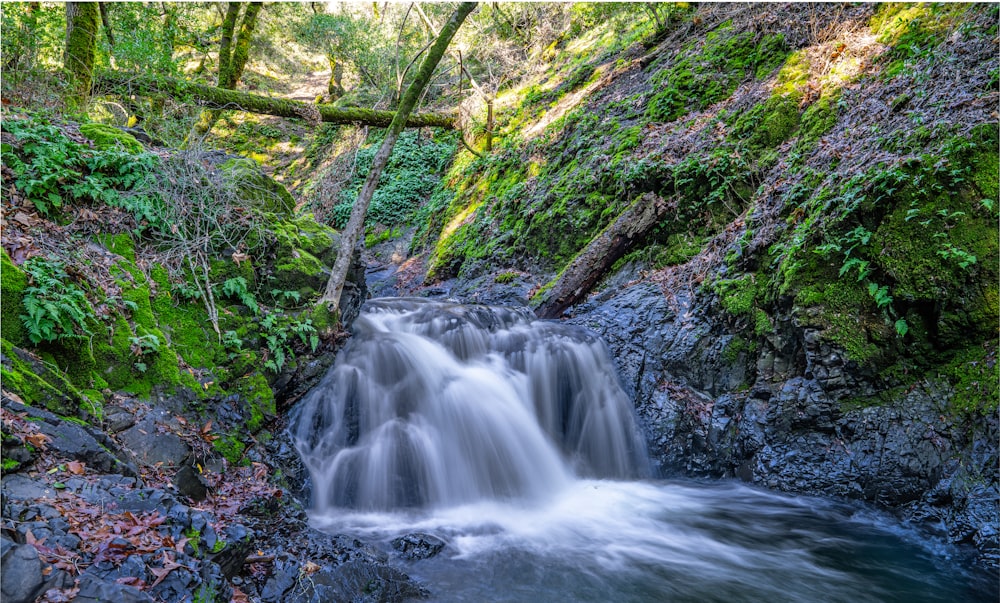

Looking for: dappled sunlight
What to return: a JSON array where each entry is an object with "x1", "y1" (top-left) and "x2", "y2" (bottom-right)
[{"x1": 521, "y1": 63, "x2": 608, "y2": 141}]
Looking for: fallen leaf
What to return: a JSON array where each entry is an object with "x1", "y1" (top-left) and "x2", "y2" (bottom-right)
[
  {"x1": 25, "y1": 432, "x2": 50, "y2": 450},
  {"x1": 66, "y1": 460, "x2": 85, "y2": 475}
]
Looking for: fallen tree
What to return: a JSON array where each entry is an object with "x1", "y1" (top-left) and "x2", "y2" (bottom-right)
[
  {"x1": 534, "y1": 192, "x2": 672, "y2": 319},
  {"x1": 95, "y1": 73, "x2": 457, "y2": 129}
]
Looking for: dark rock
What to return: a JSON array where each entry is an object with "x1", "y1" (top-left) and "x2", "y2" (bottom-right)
[
  {"x1": 118, "y1": 409, "x2": 190, "y2": 468},
  {"x1": 391, "y1": 533, "x2": 446, "y2": 560},
  {"x1": 1, "y1": 544, "x2": 46, "y2": 603},
  {"x1": 173, "y1": 464, "x2": 210, "y2": 502},
  {"x1": 3, "y1": 400, "x2": 135, "y2": 476},
  {"x1": 317, "y1": 559, "x2": 428, "y2": 602},
  {"x1": 75, "y1": 574, "x2": 155, "y2": 603}
]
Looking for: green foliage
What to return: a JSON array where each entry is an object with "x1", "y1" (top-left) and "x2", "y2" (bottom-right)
[
  {"x1": 221, "y1": 277, "x2": 260, "y2": 315},
  {"x1": 258, "y1": 311, "x2": 318, "y2": 373},
  {"x1": 494, "y1": 271, "x2": 519, "y2": 284},
  {"x1": 646, "y1": 24, "x2": 788, "y2": 123},
  {"x1": 1, "y1": 116, "x2": 156, "y2": 217},
  {"x1": 20, "y1": 257, "x2": 93, "y2": 344},
  {"x1": 332, "y1": 130, "x2": 457, "y2": 229},
  {"x1": 78, "y1": 123, "x2": 144, "y2": 154}
]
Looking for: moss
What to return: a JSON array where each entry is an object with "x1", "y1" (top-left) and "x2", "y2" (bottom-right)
[
  {"x1": 234, "y1": 373, "x2": 275, "y2": 432},
  {"x1": 722, "y1": 335, "x2": 758, "y2": 363},
  {"x1": 732, "y1": 95, "x2": 800, "y2": 151},
  {"x1": 942, "y1": 343, "x2": 999, "y2": 414},
  {"x1": 647, "y1": 24, "x2": 789, "y2": 123},
  {"x1": 799, "y1": 94, "x2": 839, "y2": 143},
  {"x1": 494, "y1": 271, "x2": 519, "y2": 284},
  {"x1": 1, "y1": 457, "x2": 20, "y2": 472},
  {"x1": 795, "y1": 278, "x2": 885, "y2": 365},
  {"x1": 78, "y1": 123, "x2": 144, "y2": 154},
  {"x1": 1, "y1": 250, "x2": 29, "y2": 345},
  {"x1": 270, "y1": 249, "x2": 325, "y2": 300},
  {"x1": 213, "y1": 434, "x2": 247, "y2": 465},
  {"x1": 307, "y1": 304, "x2": 338, "y2": 337},
  {"x1": 219, "y1": 159, "x2": 295, "y2": 216},
  {"x1": 0, "y1": 339, "x2": 93, "y2": 417}
]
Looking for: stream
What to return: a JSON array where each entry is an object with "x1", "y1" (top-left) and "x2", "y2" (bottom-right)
[{"x1": 289, "y1": 298, "x2": 996, "y2": 602}]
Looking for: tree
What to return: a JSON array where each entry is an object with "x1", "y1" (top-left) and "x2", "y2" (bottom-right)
[
  {"x1": 318, "y1": 1, "x2": 478, "y2": 317},
  {"x1": 64, "y1": 2, "x2": 100, "y2": 106},
  {"x1": 186, "y1": 2, "x2": 263, "y2": 144}
]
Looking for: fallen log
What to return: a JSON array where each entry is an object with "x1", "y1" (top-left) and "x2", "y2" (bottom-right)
[
  {"x1": 94, "y1": 73, "x2": 456, "y2": 129},
  {"x1": 534, "y1": 192, "x2": 673, "y2": 319}
]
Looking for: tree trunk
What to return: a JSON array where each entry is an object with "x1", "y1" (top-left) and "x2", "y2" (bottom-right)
[
  {"x1": 98, "y1": 3, "x2": 114, "y2": 50},
  {"x1": 64, "y1": 2, "x2": 100, "y2": 107},
  {"x1": 534, "y1": 193, "x2": 673, "y2": 319},
  {"x1": 97, "y1": 73, "x2": 456, "y2": 128},
  {"x1": 318, "y1": 2, "x2": 477, "y2": 318},
  {"x1": 187, "y1": 2, "x2": 263, "y2": 145}
]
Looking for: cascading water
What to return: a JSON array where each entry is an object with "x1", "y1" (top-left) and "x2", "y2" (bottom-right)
[
  {"x1": 289, "y1": 299, "x2": 996, "y2": 603},
  {"x1": 290, "y1": 298, "x2": 648, "y2": 511}
]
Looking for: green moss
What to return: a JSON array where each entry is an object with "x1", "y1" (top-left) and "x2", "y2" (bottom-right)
[
  {"x1": 219, "y1": 159, "x2": 295, "y2": 216},
  {"x1": 1, "y1": 250, "x2": 28, "y2": 345},
  {"x1": 2, "y1": 457, "x2": 20, "y2": 472},
  {"x1": 722, "y1": 335, "x2": 758, "y2": 363},
  {"x1": 78, "y1": 123, "x2": 144, "y2": 154},
  {"x1": 732, "y1": 95, "x2": 800, "y2": 151},
  {"x1": 494, "y1": 271, "x2": 519, "y2": 284},
  {"x1": 271, "y1": 249, "x2": 324, "y2": 299},
  {"x1": 0, "y1": 339, "x2": 94, "y2": 417},
  {"x1": 99, "y1": 232, "x2": 138, "y2": 265},
  {"x1": 799, "y1": 94, "x2": 839, "y2": 143},
  {"x1": 647, "y1": 24, "x2": 788, "y2": 122},
  {"x1": 943, "y1": 343, "x2": 999, "y2": 414},
  {"x1": 213, "y1": 435, "x2": 247, "y2": 465},
  {"x1": 233, "y1": 373, "x2": 275, "y2": 432}
]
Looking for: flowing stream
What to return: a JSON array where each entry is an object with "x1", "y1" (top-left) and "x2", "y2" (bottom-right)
[{"x1": 290, "y1": 298, "x2": 995, "y2": 602}]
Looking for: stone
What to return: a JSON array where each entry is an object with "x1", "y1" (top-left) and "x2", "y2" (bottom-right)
[
  {"x1": 118, "y1": 410, "x2": 190, "y2": 468},
  {"x1": 74, "y1": 575, "x2": 155, "y2": 603},
  {"x1": 391, "y1": 532, "x2": 446, "y2": 560},
  {"x1": 173, "y1": 464, "x2": 209, "y2": 502},
  {"x1": 1, "y1": 544, "x2": 46, "y2": 603}
]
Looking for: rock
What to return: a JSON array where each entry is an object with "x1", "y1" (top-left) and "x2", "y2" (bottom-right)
[
  {"x1": 173, "y1": 464, "x2": 209, "y2": 502},
  {"x1": 74, "y1": 575, "x2": 155, "y2": 603},
  {"x1": 118, "y1": 409, "x2": 190, "y2": 468},
  {"x1": 3, "y1": 399, "x2": 135, "y2": 476},
  {"x1": 391, "y1": 533, "x2": 446, "y2": 560},
  {"x1": 0, "y1": 544, "x2": 47, "y2": 603}
]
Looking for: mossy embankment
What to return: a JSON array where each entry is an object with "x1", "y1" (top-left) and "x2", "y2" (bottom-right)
[{"x1": 1, "y1": 113, "x2": 353, "y2": 464}]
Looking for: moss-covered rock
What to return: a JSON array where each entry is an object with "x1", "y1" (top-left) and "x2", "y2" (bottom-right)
[
  {"x1": 79, "y1": 123, "x2": 144, "y2": 154},
  {"x1": 1, "y1": 251, "x2": 28, "y2": 346},
  {"x1": 1, "y1": 339, "x2": 100, "y2": 418},
  {"x1": 219, "y1": 158, "x2": 295, "y2": 216}
]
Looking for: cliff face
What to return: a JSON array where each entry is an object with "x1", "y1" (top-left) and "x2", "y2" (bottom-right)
[{"x1": 393, "y1": 3, "x2": 998, "y2": 566}]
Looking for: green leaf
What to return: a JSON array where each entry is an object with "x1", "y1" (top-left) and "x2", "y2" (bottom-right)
[{"x1": 894, "y1": 319, "x2": 909, "y2": 337}]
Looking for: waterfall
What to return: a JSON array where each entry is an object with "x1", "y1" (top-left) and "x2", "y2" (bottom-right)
[{"x1": 289, "y1": 298, "x2": 649, "y2": 511}]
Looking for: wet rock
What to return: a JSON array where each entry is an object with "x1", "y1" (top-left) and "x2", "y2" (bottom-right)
[
  {"x1": 1, "y1": 544, "x2": 46, "y2": 603},
  {"x1": 74, "y1": 576, "x2": 155, "y2": 603},
  {"x1": 3, "y1": 400, "x2": 135, "y2": 475},
  {"x1": 118, "y1": 408, "x2": 190, "y2": 468},
  {"x1": 173, "y1": 463, "x2": 210, "y2": 502},
  {"x1": 391, "y1": 533, "x2": 446, "y2": 560}
]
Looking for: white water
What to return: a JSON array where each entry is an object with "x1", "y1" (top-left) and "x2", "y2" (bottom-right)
[
  {"x1": 289, "y1": 299, "x2": 995, "y2": 602},
  {"x1": 290, "y1": 298, "x2": 648, "y2": 511}
]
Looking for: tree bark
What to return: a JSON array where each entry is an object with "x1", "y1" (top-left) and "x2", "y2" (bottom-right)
[
  {"x1": 534, "y1": 193, "x2": 673, "y2": 319},
  {"x1": 318, "y1": 1, "x2": 477, "y2": 317},
  {"x1": 64, "y1": 2, "x2": 100, "y2": 106},
  {"x1": 96, "y1": 73, "x2": 456, "y2": 128},
  {"x1": 187, "y1": 2, "x2": 263, "y2": 144}
]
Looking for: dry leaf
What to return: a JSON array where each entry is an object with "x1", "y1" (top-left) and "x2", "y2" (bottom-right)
[{"x1": 66, "y1": 460, "x2": 85, "y2": 475}]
